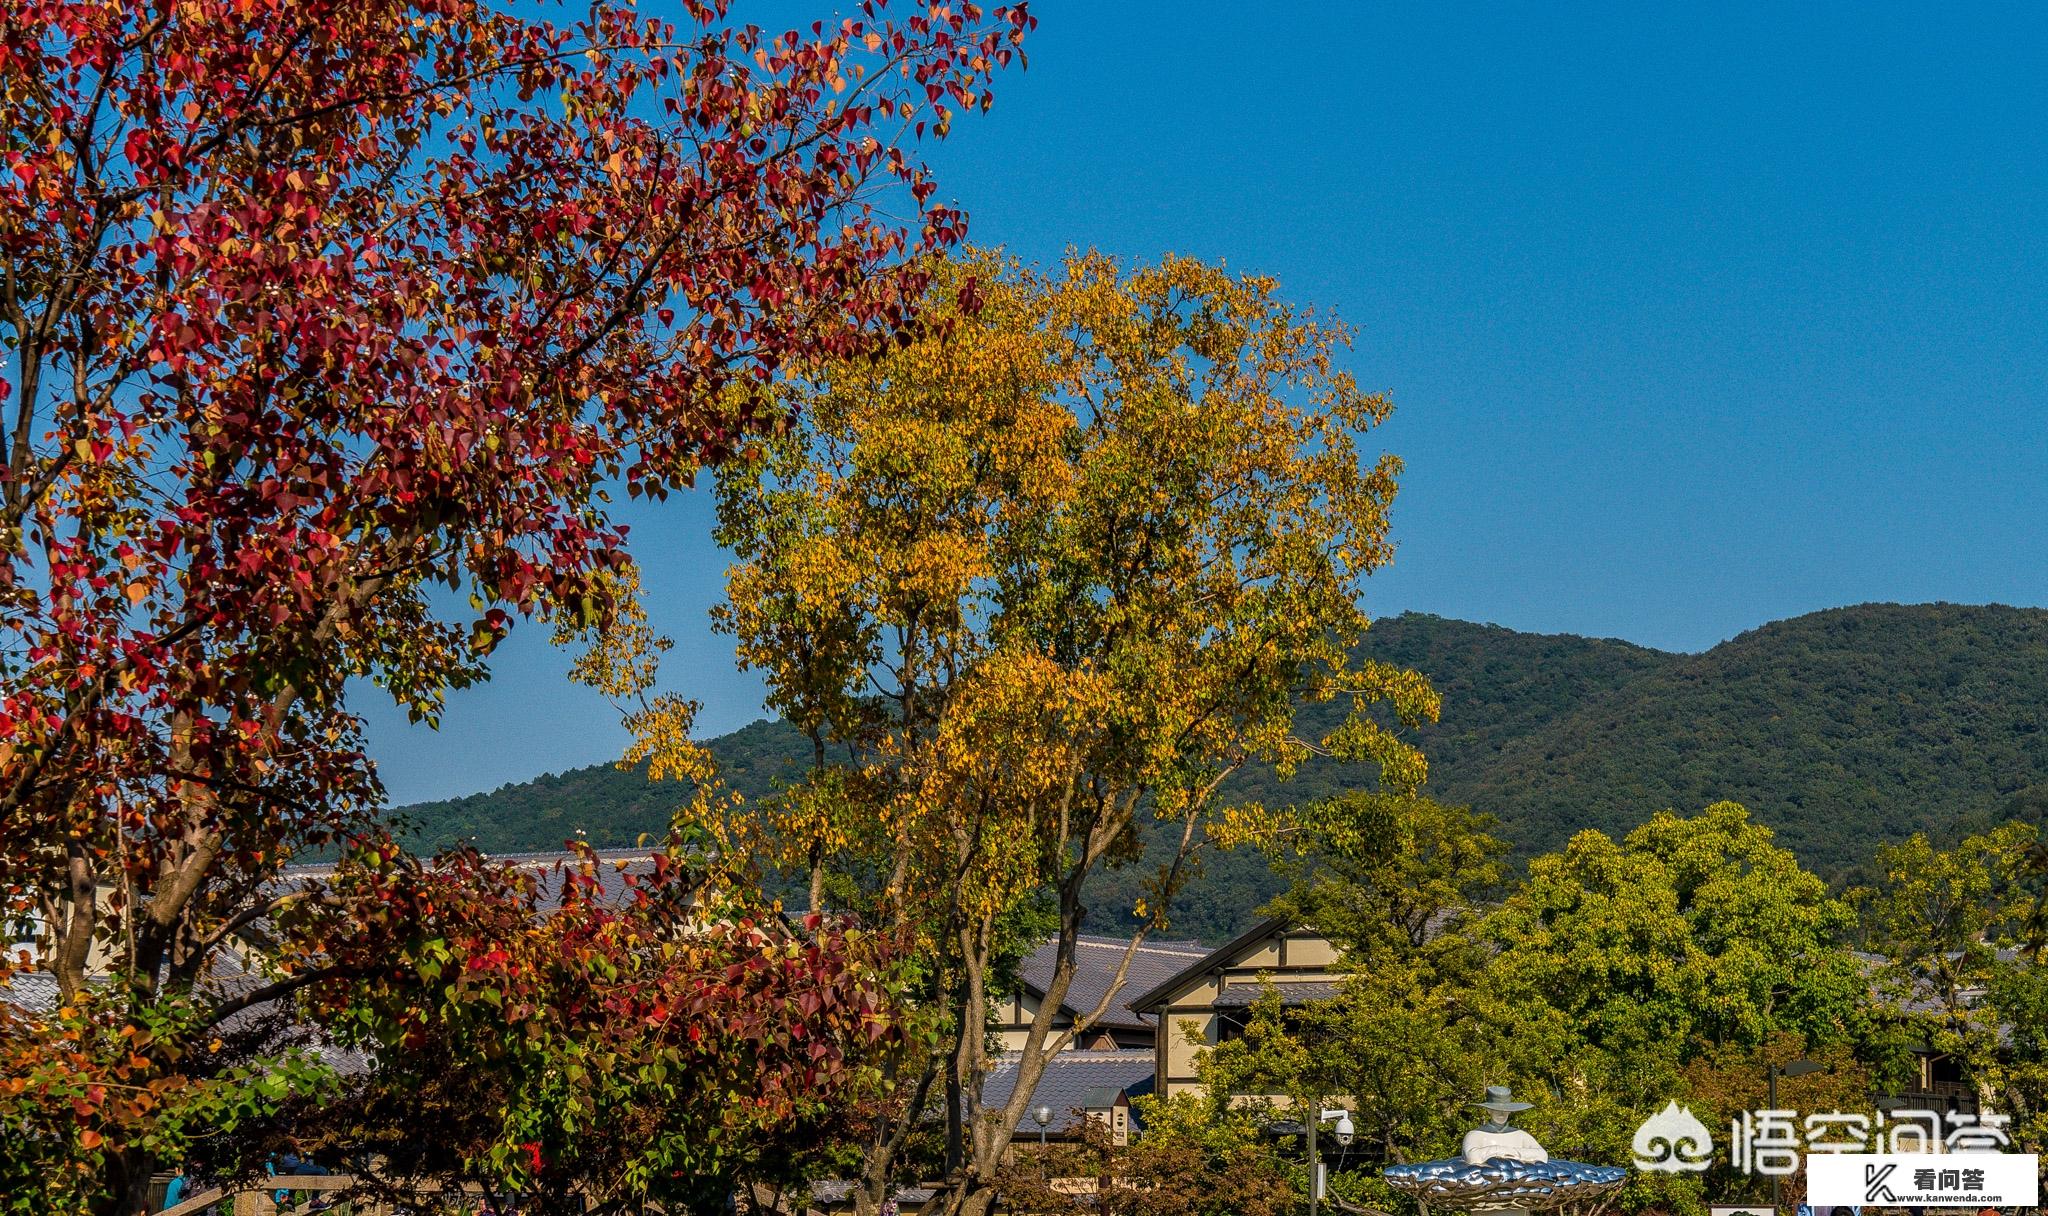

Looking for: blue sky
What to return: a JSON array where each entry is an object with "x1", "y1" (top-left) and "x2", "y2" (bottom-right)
[{"x1": 361, "y1": 1, "x2": 2048, "y2": 805}]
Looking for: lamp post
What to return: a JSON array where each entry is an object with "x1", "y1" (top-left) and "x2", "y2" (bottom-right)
[
  {"x1": 1032, "y1": 1105, "x2": 1054, "y2": 1178},
  {"x1": 1767, "y1": 1058, "x2": 1823, "y2": 1212},
  {"x1": 1305, "y1": 1107, "x2": 1354, "y2": 1216}
]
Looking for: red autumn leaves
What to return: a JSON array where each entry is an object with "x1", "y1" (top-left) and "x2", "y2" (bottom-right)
[{"x1": 1, "y1": 1, "x2": 1029, "y2": 1211}]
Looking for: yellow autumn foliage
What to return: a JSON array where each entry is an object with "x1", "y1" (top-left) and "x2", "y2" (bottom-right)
[
  {"x1": 689, "y1": 247, "x2": 1439, "y2": 935},
  {"x1": 561, "y1": 248, "x2": 1446, "y2": 1197}
]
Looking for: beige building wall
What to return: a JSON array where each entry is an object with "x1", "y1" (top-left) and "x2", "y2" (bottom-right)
[
  {"x1": 1143, "y1": 924, "x2": 1344, "y2": 1101},
  {"x1": 993, "y1": 989, "x2": 1078, "y2": 1052}
]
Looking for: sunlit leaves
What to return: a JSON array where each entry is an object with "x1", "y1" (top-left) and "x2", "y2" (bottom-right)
[
  {"x1": 1854, "y1": 822, "x2": 2048, "y2": 1150},
  {"x1": 0, "y1": 988, "x2": 340, "y2": 1212},
  {"x1": 704, "y1": 249, "x2": 1430, "y2": 931},
  {"x1": 0, "y1": 0, "x2": 1028, "y2": 1208},
  {"x1": 1200, "y1": 794, "x2": 1504, "y2": 1176},
  {"x1": 1484, "y1": 802, "x2": 1861, "y2": 1061},
  {"x1": 669, "y1": 247, "x2": 1429, "y2": 1201}
]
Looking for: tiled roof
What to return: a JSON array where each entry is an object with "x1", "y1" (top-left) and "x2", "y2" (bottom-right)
[
  {"x1": 979, "y1": 1048, "x2": 1155, "y2": 1134},
  {"x1": 1123, "y1": 916, "x2": 1292, "y2": 1013},
  {"x1": 282, "y1": 848, "x2": 670, "y2": 912},
  {"x1": 1, "y1": 954, "x2": 370, "y2": 1076},
  {"x1": 1016, "y1": 934, "x2": 1209, "y2": 1030},
  {"x1": 0, "y1": 971, "x2": 59, "y2": 1014},
  {"x1": 809, "y1": 1180, "x2": 938, "y2": 1208},
  {"x1": 1851, "y1": 949, "x2": 1999, "y2": 1017},
  {"x1": 1212, "y1": 979, "x2": 1342, "y2": 1007},
  {"x1": 0, "y1": 951, "x2": 277, "y2": 1016},
  {"x1": 1, "y1": 849, "x2": 759, "y2": 1087},
  {"x1": 1126, "y1": 910, "x2": 1464, "y2": 1014}
]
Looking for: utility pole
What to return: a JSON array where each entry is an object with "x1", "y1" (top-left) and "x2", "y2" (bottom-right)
[
  {"x1": 1308, "y1": 1112, "x2": 1318, "y2": 1216},
  {"x1": 1767, "y1": 1059, "x2": 1823, "y2": 1211},
  {"x1": 1306, "y1": 1106, "x2": 1354, "y2": 1216}
]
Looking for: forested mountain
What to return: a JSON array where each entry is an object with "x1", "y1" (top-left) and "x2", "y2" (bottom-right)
[
  {"x1": 391, "y1": 603, "x2": 2048, "y2": 940},
  {"x1": 388, "y1": 718, "x2": 808, "y2": 857},
  {"x1": 1470, "y1": 603, "x2": 2048, "y2": 863}
]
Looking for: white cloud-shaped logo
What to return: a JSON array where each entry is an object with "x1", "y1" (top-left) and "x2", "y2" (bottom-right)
[{"x1": 1633, "y1": 1101, "x2": 1714, "y2": 1172}]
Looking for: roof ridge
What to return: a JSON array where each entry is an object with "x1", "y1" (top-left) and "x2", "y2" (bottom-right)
[
  {"x1": 1120, "y1": 914, "x2": 1298, "y2": 1015},
  {"x1": 987, "y1": 1039, "x2": 1155, "y2": 1048},
  {"x1": 1071, "y1": 935, "x2": 1209, "y2": 955}
]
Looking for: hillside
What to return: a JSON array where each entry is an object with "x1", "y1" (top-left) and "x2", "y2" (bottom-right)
[
  {"x1": 388, "y1": 613, "x2": 1679, "y2": 938},
  {"x1": 388, "y1": 718, "x2": 809, "y2": 855},
  {"x1": 1467, "y1": 602, "x2": 2048, "y2": 866},
  {"x1": 389, "y1": 603, "x2": 2048, "y2": 939},
  {"x1": 1218, "y1": 613, "x2": 1678, "y2": 813}
]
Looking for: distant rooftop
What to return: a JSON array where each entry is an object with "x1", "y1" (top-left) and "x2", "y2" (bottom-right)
[
  {"x1": 980, "y1": 1048, "x2": 1156, "y2": 1134},
  {"x1": 1016, "y1": 934, "x2": 1209, "y2": 1030}
]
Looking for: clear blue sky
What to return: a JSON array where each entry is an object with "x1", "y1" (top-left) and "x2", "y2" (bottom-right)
[{"x1": 361, "y1": 1, "x2": 2048, "y2": 805}]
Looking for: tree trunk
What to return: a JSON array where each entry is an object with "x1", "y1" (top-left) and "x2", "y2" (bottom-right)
[
  {"x1": 946, "y1": 1181, "x2": 1000, "y2": 1216},
  {"x1": 101, "y1": 1146, "x2": 155, "y2": 1216}
]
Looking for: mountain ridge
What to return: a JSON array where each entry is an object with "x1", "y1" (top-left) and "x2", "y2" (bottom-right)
[
  {"x1": 1466, "y1": 601, "x2": 2048, "y2": 861},
  {"x1": 388, "y1": 602, "x2": 2048, "y2": 939}
]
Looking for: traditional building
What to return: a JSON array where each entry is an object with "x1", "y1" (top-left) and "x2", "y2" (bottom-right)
[
  {"x1": 993, "y1": 934, "x2": 1209, "y2": 1052},
  {"x1": 1121, "y1": 917, "x2": 1344, "y2": 1101},
  {"x1": 980, "y1": 918, "x2": 1353, "y2": 1133},
  {"x1": 981, "y1": 1049, "x2": 1156, "y2": 1145}
]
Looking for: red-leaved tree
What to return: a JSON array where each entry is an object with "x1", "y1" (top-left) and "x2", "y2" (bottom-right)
[
  {"x1": 257, "y1": 844, "x2": 909, "y2": 1216},
  {"x1": 0, "y1": 1, "x2": 1027, "y2": 1210}
]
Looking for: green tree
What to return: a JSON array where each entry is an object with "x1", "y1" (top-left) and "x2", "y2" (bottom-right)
[
  {"x1": 1854, "y1": 822, "x2": 2048, "y2": 1149},
  {"x1": 611, "y1": 248, "x2": 1435, "y2": 1216},
  {"x1": 1471, "y1": 803, "x2": 1877, "y2": 1210},
  {"x1": 1482, "y1": 803, "x2": 1868, "y2": 1062},
  {"x1": 1208, "y1": 794, "x2": 1505, "y2": 1171},
  {"x1": 1256, "y1": 792, "x2": 1505, "y2": 967},
  {"x1": 1979, "y1": 962, "x2": 2048, "y2": 1151}
]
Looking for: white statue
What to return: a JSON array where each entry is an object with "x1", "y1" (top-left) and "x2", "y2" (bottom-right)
[{"x1": 1461, "y1": 1086, "x2": 1548, "y2": 1165}]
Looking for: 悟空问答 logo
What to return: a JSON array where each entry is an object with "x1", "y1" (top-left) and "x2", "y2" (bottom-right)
[{"x1": 1633, "y1": 1101, "x2": 1714, "y2": 1172}]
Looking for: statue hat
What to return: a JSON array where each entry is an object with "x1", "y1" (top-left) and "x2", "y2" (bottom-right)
[{"x1": 1470, "y1": 1085, "x2": 1535, "y2": 1113}]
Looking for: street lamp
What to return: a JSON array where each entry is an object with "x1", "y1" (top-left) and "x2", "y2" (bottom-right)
[
  {"x1": 1767, "y1": 1058, "x2": 1823, "y2": 1212},
  {"x1": 1032, "y1": 1105, "x2": 1054, "y2": 1177},
  {"x1": 1306, "y1": 1107, "x2": 1354, "y2": 1216}
]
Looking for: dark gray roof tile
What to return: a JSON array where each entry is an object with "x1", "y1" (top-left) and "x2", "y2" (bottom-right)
[
  {"x1": 0, "y1": 971, "x2": 60, "y2": 1014},
  {"x1": 979, "y1": 1048, "x2": 1155, "y2": 1133},
  {"x1": 1016, "y1": 935, "x2": 1209, "y2": 1030},
  {"x1": 1212, "y1": 979, "x2": 1342, "y2": 1007},
  {"x1": 809, "y1": 1180, "x2": 938, "y2": 1208}
]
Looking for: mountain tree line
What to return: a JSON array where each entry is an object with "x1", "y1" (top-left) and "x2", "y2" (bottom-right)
[{"x1": 395, "y1": 602, "x2": 2048, "y2": 932}]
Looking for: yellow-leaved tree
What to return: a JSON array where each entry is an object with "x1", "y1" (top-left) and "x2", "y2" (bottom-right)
[{"x1": 618, "y1": 249, "x2": 1437, "y2": 1216}]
